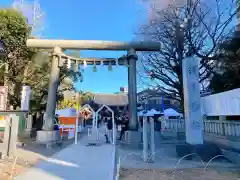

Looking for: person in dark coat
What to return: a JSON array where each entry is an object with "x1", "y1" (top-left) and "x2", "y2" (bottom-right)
[
  {"x1": 97, "y1": 116, "x2": 101, "y2": 128},
  {"x1": 53, "y1": 114, "x2": 60, "y2": 130},
  {"x1": 36, "y1": 111, "x2": 44, "y2": 131},
  {"x1": 118, "y1": 116, "x2": 129, "y2": 141},
  {"x1": 105, "y1": 116, "x2": 113, "y2": 143}
]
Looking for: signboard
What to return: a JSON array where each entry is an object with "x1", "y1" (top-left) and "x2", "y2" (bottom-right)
[
  {"x1": 0, "y1": 86, "x2": 8, "y2": 111},
  {"x1": 182, "y1": 56, "x2": 203, "y2": 145},
  {"x1": 20, "y1": 86, "x2": 31, "y2": 111}
]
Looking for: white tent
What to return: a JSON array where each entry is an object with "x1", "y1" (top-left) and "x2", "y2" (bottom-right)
[
  {"x1": 55, "y1": 108, "x2": 77, "y2": 117},
  {"x1": 164, "y1": 108, "x2": 182, "y2": 117},
  {"x1": 138, "y1": 110, "x2": 145, "y2": 116},
  {"x1": 138, "y1": 110, "x2": 154, "y2": 116},
  {"x1": 142, "y1": 110, "x2": 155, "y2": 117},
  {"x1": 138, "y1": 109, "x2": 162, "y2": 116},
  {"x1": 149, "y1": 109, "x2": 162, "y2": 115}
]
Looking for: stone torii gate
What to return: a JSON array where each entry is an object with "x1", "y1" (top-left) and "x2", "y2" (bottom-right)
[{"x1": 26, "y1": 39, "x2": 160, "y2": 142}]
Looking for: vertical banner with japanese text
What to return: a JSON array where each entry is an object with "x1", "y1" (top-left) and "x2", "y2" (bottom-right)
[{"x1": 0, "y1": 86, "x2": 8, "y2": 127}]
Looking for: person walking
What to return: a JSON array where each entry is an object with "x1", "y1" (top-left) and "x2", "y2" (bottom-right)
[
  {"x1": 117, "y1": 116, "x2": 122, "y2": 132},
  {"x1": 53, "y1": 114, "x2": 60, "y2": 130},
  {"x1": 105, "y1": 116, "x2": 113, "y2": 143},
  {"x1": 97, "y1": 115, "x2": 101, "y2": 128},
  {"x1": 118, "y1": 116, "x2": 129, "y2": 141}
]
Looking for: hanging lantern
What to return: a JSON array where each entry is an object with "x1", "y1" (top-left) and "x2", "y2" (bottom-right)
[
  {"x1": 82, "y1": 60, "x2": 88, "y2": 69},
  {"x1": 93, "y1": 61, "x2": 97, "y2": 72},
  {"x1": 67, "y1": 58, "x2": 71, "y2": 69},
  {"x1": 108, "y1": 61, "x2": 112, "y2": 71}
]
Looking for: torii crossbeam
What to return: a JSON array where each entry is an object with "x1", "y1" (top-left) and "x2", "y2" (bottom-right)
[{"x1": 27, "y1": 39, "x2": 160, "y2": 51}]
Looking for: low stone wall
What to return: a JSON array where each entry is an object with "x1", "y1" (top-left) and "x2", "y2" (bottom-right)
[
  {"x1": 221, "y1": 149, "x2": 240, "y2": 165},
  {"x1": 204, "y1": 133, "x2": 240, "y2": 151},
  {"x1": 204, "y1": 133, "x2": 240, "y2": 165}
]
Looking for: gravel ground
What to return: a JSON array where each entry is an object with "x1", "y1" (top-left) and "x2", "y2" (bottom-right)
[
  {"x1": 0, "y1": 138, "x2": 75, "y2": 180},
  {"x1": 120, "y1": 168, "x2": 240, "y2": 180}
]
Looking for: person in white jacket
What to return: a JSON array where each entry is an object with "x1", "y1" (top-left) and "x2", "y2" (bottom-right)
[{"x1": 158, "y1": 116, "x2": 167, "y2": 130}]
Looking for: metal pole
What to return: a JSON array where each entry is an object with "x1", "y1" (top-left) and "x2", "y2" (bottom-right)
[
  {"x1": 127, "y1": 49, "x2": 138, "y2": 130},
  {"x1": 150, "y1": 117, "x2": 155, "y2": 162},
  {"x1": 43, "y1": 46, "x2": 61, "y2": 131},
  {"x1": 142, "y1": 116, "x2": 148, "y2": 162},
  {"x1": 112, "y1": 112, "x2": 115, "y2": 145},
  {"x1": 75, "y1": 92, "x2": 80, "y2": 144}
]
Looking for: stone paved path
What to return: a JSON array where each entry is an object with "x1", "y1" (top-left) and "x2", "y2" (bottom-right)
[{"x1": 14, "y1": 130, "x2": 115, "y2": 180}]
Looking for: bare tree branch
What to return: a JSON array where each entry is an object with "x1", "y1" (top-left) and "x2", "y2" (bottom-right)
[{"x1": 137, "y1": 0, "x2": 237, "y2": 110}]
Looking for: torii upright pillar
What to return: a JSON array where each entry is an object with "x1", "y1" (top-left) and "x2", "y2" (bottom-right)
[
  {"x1": 127, "y1": 49, "x2": 138, "y2": 130},
  {"x1": 36, "y1": 46, "x2": 62, "y2": 143}
]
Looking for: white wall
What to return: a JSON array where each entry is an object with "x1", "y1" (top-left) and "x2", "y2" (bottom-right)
[{"x1": 201, "y1": 88, "x2": 240, "y2": 116}]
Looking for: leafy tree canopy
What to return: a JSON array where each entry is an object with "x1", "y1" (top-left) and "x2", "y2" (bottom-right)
[
  {"x1": 0, "y1": 8, "x2": 37, "y2": 108},
  {"x1": 0, "y1": 8, "x2": 80, "y2": 110},
  {"x1": 210, "y1": 34, "x2": 240, "y2": 93}
]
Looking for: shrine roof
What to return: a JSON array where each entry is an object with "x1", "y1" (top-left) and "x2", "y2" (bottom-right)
[{"x1": 93, "y1": 93, "x2": 128, "y2": 106}]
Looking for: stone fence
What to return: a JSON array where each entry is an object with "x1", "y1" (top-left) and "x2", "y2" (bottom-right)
[
  {"x1": 0, "y1": 114, "x2": 19, "y2": 159},
  {"x1": 163, "y1": 119, "x2": 240, "y2": 139},
  {"x1": 204, "y1": 120, "x2": 240, "y2": 137}
]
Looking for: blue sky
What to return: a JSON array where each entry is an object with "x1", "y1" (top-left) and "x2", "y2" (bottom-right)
[{"x1": 1, "y1": 0, "x2": 148, "y2": 93}]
